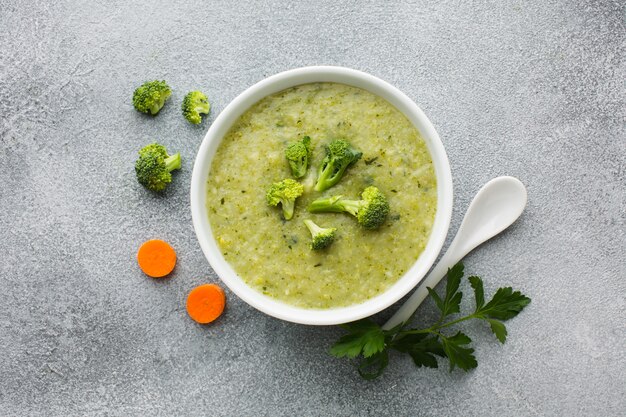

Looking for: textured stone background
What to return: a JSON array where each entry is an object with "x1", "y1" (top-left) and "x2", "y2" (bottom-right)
[{"x1": 1, "y1": 0, "x2": 624, "y2": 415}]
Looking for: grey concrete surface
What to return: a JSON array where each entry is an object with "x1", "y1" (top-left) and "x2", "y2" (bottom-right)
[{"x1": 1, "y1": 0, "x2": 624, "y2": 415}]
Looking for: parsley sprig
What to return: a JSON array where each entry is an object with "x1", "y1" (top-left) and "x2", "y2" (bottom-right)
[{"x1": 329, "y1": 263, "x2": 531, "y2": 379}]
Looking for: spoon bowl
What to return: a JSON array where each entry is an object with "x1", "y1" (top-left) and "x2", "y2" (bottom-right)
[{"x1": 451, "y1": 176, "x2": 527, "y2": 256}]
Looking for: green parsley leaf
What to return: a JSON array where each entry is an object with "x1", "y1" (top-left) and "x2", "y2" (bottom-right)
[
  {"x1": 476, "y1": 287, "x2": 531, "y2": 321},
  {"x1": 392, "y1": 332, "x2": 446, "y2": 356},
  {"x1": 426, "y1": 287, "x2": 445, "y2": 312},
  {"x1": 330, "y1": 319, "x2": 385, "y2": 358},
  {"x1": 468, "y1": 275, "x2": 485, "y2": 310},
  {"x1": 409, "y1": 348, "x2": 439, "y2": 368},
  {"x1": 440, "y1": 331, "x2": 477, "y2": 372},
  {"x1": 486, "y1": 319, "x2": 508, "y2": 343},
  {"x1": 446, "y1": 263, "x2": 464, "y2": 299},
  {"x1": 427, "y1": 263, "x2": 464, "y2": 319},
  {"x1": 390, "y1": 332, "x2": 428, "y2": 352},
  {"x1": 443, "y1": 263, "x2": 464, "y2": 315},
  {"x1": 357, "y1": 350, "x2": 389, "y2": 380},
  {"x1": 402, "y1": 336, "x2": 446, "y2": 368}
]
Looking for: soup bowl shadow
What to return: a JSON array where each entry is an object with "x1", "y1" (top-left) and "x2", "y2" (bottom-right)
[{"x1": 190, "y1": 66, "x2": 452, "y2": 325}]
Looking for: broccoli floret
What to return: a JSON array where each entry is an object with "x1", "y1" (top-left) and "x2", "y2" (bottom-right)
[
  {"x1": 314, "y1": 139, "x2": 362, "y2": 191},
  {"x1": 266, "y1": 179, "x2": 304, "y2": 220},
  {"x1": 182, "y1": 91, "x2": 211, "y2": 124},
  {"x1": 303, "y1": 219, "x2": 336, "y2": 250},
  {"x1": 308, "y1": 186, "x2": 390, "y2": 229},
  {"x1": 132, "y1": 80, "x2": 172, "y2": 115},
  {"x1": 135, "y1": 143, "x2": 181, "y2": 192},
  {"x1": 285, "y1": 136, "x2": 312, "y2": 178}
]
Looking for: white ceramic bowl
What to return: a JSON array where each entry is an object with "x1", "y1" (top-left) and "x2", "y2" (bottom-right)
[{"x1": 190, "y1": 66, "x2": 452, "y2": 325}]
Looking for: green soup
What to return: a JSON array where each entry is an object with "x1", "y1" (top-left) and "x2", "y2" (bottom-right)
[{"x1": 206, "y1": 82, "x2": 437, "y2": 309}]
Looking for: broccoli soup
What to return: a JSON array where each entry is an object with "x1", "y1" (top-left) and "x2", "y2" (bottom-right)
[{"x1": 206, "y1": 83, "x2": 437, "y2": 309}]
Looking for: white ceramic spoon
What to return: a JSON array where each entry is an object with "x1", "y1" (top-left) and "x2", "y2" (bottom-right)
[{"x1": 382, "y1": 176, "x2": 528, "y2": 330}]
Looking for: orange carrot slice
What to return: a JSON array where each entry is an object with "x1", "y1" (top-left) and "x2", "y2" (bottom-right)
[
  {"x1": 186, "y1": 284, "x2": 226, "y2": 324},
  {"x1": 137, "y1": 239, "x2": 177, "y2": 278}
]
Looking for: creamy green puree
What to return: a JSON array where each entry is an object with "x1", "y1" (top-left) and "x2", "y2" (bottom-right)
[{"x1": 206, "y1": 82, "x2": 436, "y2": 309}]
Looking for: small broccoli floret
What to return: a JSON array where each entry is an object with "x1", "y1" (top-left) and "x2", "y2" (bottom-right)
[
  {"x1": 308, "y1": 186, "x2": 390, "y2": 229},
  {"x1": 314, "y1": 139, "x2": 362, "y2": 191},
  {"x1": 266, "y1": 179, "x2": 304, "y2": 220},
  {"x1": 303, "y1": 219, "x2": 336, "y2": 250},
  {"x1": 182, "y1": 91, "x2": 211, "y2": 124},
  {"x1": 285, "y1": 136, "x2": 312, "y2": 178},
  {"x1": 132, "y1": 80, "x2": 172, "y2": 115},
  {"x1": 135, "y1": 143, "x2": 181, "y2": 192}
]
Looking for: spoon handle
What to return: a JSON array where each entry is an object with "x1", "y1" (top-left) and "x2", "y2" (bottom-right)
[{"x1": 382, "y1": 238, "x2": 463, "y2": 330}]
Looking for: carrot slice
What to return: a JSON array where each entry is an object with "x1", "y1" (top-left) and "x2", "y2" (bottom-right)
[
  {"x1": 137, "y1": 239, "x2": 177, "y2": 278},
  {"x1": 186, "y1": 284, "x2": 226, "y2": 324}
]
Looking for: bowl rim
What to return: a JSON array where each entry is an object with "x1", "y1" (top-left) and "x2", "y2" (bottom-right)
[{"x1": 190, "y1": 66, "x2": 452, "y2": 325}]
